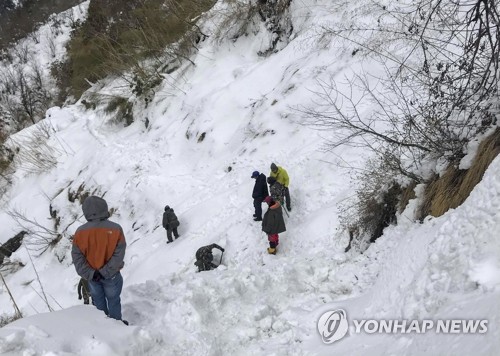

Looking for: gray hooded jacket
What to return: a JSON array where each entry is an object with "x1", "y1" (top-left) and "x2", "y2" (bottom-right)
[{"x1": 71, "y1": 196, "x2": 126, "y2": 280}]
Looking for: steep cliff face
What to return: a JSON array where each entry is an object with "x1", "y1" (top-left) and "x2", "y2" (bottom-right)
[{"x1": 0, "y1": 0, "x2": 84, "y2": 49}]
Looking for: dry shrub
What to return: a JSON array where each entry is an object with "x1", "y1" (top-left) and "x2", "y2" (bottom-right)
[
  {"x1": 105, "y1": 97, "x2": 134, "y2": 126},
  {"x1": 418, "y1": 128, "x2": 500, "y2": 220},
  {"x1": 212, "y1": 0, "x2": 260, "y2": 44},
  {"x1": 68, "y1": 183, "x2": 95, "y2": 204},
  {"x1": 341, "y1": 157, "x2": 404, "y2": 252},
  {"x1": 0, "y1": 313, "x2": 22, "y2": 327},
  {"x1": 12, "y1": 121, "x2": 62, "y2": 175},
  {"x1": 61, "y1": 0, "x2": 216, "y2": 100}
]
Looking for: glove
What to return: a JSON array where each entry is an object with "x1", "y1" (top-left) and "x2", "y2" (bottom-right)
[
  {"x1": 92, "y1": 270, "x2": 103, "y2": 282},
  {"x1": 78, "y1": 294, "x2": 82, "y2": 300}
]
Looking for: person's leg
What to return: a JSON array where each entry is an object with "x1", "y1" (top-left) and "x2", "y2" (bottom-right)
[
  {"x1": 103, "y1": 273, "x2": 123, "y2": 320},
  {"x1": 254, "y1": 198, "x2": 263, "y2": 220},
  {"x1": 285, "y1": 187, "x2": 291, "y2": 211},
  {"x1": 267, "y1": 234, "x2": 278, "y2": 254},
  {"x1": 173, "y1": 227, "x2": 179, "y2": 238},
  {"x1": 166, "y1": 228, "x2": 173, "y2": 243},
  {"x1": 88, "y1": 279, "x2": 109, "y2": 316},
  {"x1": 268, "y1": 234, "x2": 279, "y2": 248}
]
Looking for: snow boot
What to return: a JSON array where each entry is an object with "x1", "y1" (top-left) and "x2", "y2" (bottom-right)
[
  {"x1": 267, "y1": 247, "x2": 276, "y2": 255},
  {"x1": 254, "y1": 217, "x2": 262, "y2": 221}
]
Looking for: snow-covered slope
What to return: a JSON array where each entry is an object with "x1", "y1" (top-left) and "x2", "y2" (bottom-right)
[{"x1": 0, "y1": 0, "x2": 498, "y2": 355}]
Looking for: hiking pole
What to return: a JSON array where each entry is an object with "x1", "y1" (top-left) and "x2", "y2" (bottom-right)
[
  {"x1": 280, "y1": 198, "x2": 289, "y2": 218},
  {"x1": 218, "y1": 251, "x2": 224, "y2": 266}
]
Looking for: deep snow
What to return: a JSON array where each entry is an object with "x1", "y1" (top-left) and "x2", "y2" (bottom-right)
[{"x1": 0, "y1": 0, "x2": 499, "y2": 355}]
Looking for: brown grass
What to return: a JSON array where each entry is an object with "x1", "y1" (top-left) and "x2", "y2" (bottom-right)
[
  {"x1": 398, "y1": 181, "x2": 417, "y2": 213},
  {"x1": 418, "y1": 128, "x2": 500, "y2": 220}
]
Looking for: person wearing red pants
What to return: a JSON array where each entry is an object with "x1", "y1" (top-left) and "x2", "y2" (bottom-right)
[{"x1": 262, "y1": 195, "x2": 286, "y2": 254}]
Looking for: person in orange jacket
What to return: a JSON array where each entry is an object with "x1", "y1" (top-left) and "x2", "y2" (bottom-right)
[{"x1": 72, "y1": 196, "x2": 127, "y2": 323}]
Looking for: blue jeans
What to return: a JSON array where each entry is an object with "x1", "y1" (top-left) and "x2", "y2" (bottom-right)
[{"x1": 89, "y1": 272, "x2": 123, "y2": 320}]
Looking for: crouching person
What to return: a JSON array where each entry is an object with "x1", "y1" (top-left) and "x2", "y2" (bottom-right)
[
  {"x1": 194, "y1": 244, "x2": 225, "y2": 272},
  {"x1": 72, "y1": 196, "x2": 127, "y2": 324}
]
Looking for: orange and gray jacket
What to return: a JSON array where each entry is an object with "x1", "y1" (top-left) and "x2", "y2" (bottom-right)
[{"x1": 71, "y1": 196, "x2": 126, "y2": 281}]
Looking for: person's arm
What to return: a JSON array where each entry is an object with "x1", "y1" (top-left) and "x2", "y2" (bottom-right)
[
  {"x1": 210, "y1": 243, "x2": 225, "y2": 252},
  {"x1": 99, "y1": 229, "x2": 126, "y2": 279},
  {"x1": 261, "y1": 178, "x2": 269, "y2": 197},
  {"x1": 282, "y1": 169, "x2": 290, "y2": 187},
  {"x1": 162, "y1": 213, "x2": 168, "y2": 229},
  {"x1": 71, "y1": 243, "x2": 95, "y2": 281}
]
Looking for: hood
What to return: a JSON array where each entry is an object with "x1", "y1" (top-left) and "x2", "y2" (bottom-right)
[{"x1": 82, "y1": 196, "x2": 110, "y2": 221}]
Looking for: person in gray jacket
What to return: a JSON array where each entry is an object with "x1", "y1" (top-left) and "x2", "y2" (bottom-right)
[
  {"x1": 72, "y1": 196, "x2": 127, "y2": 323},
  {"x1": 267, "y1": 176, "x2": 285, "y2": 206},
  {"x1": 162, "y1": 205, "x2": 180, "y2": 243}
]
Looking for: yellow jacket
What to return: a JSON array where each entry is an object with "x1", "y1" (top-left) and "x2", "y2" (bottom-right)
[{"x1": 270, "y1": 166, "x2": 289, "y2": 187}]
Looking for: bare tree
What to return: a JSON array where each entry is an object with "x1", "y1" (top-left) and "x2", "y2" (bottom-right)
[
  {"x1": 0, "y1": 272, "x2": 22, "y2": 319},
  {"x1": 13, "y1": 42, "x2": 31, "y2": 64},
  {"x1": 301, "y1": 0, "x2": 500, "y2": 181},
  {"x1": 7, "y1": 209, "x2": 61, "y2": 255},
  {"x1": 45, "y1": 33, "x2": 57, "y2": 58}
]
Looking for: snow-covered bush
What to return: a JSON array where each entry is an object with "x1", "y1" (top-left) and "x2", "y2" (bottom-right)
[
  {"x1": 105, "y1": 96, "x2": 134, "y2": 127},
  {"x1": 211, "y1": 0, "x2": 293, "y2": 55},
  {"x1": 303, "y1": 0, "x2": 500, "y2": 247},
  {"x1": 10, "y1": 121, "x2": 62, "y2": 175},
  {"x1": 0, "y1": 313, "x2": 21, "y2": 328}
]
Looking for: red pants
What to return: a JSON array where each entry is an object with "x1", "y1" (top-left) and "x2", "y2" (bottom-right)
[{"x1": 268, "y1": 234, "x2": 279, "y2": 248}]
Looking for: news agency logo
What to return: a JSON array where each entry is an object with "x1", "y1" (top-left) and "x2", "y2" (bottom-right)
[
  {"x1": 318, "y1": 309, "x2": 488, "y2": 344},
  {"x1": 317, "y1": 309, "x2": 349, "y2": 344}
]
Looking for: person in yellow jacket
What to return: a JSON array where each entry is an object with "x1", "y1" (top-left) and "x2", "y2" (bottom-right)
[{"x1": 270, "y1": 163, "x2": 291, "y2": 212}]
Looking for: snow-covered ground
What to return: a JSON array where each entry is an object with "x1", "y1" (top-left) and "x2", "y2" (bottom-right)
[{"x1": 0, "y1": 0, "x2": 499, "y2": 355}]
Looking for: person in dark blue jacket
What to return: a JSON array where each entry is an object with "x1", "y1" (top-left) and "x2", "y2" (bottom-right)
[{"x1": 251, "y1": 170, "x2": 269, "y2": 221}]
